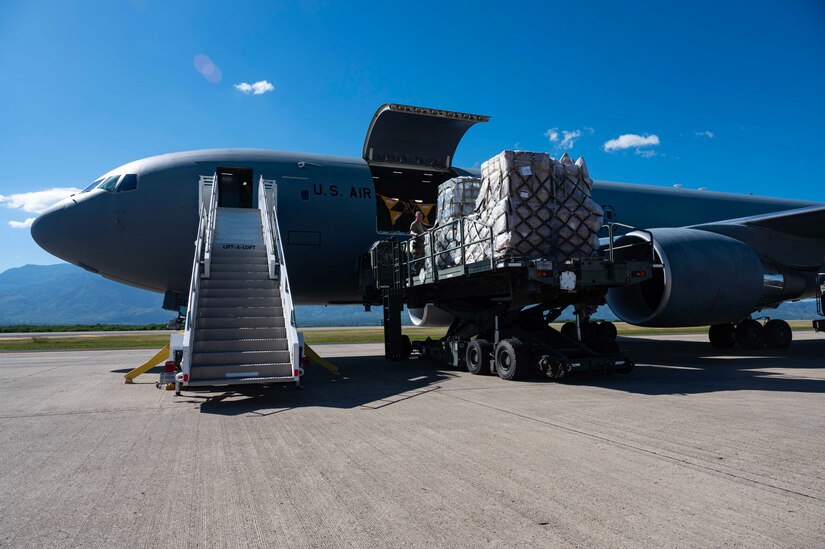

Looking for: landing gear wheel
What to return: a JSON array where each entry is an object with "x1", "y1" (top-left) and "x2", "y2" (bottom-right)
[
  {"x1": 764, "y1": 319, "x2": 792, "y2": 349},
  {"x1": 597, "y1": 321, "x2": 618, "y2": 341},
  {"x1": 465, "y1": 339, "x2": 492, "y2": 375},
  {"x1": 495, "y1": 338, "x2": 527, "y2": 381},
  {"x1": 560, "y1": 322, "x2": 577, "y2": 339},
  {"x1": 736, "y1": 319, "x2": 764, "y2": 350},
  {"x1": 708, "y1": 323, "x2": 736, "y2": 349}
]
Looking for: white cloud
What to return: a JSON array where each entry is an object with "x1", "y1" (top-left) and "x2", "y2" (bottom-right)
[
  {"x1": 545, "y1": 127, "x2": 593, "y2": 149},
  {"x1": 603, "y1": 133, "x2": 660, "y2": 153},
  {"x1": 234, "y1": 80, "x2": 275, "y2": 95},
  {"x1": 0, "y1": 187, "x2": 80, "y2": 214},
  {"x1": 8, "y1": 218, "x2": 35, "y2": 229},
  {"x1": 544, "y1": 129, "x2": 559, "y2": 142},
  {"x1": 635, "y1": 149, "x2": 657, "y2": 158},
  {"x1": 695, "y1": 130, "x2": 715, "y2": 138}
]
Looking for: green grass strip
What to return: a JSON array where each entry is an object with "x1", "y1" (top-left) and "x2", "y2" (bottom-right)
[{"x1": 0, "y1": 322, "x2": 814, "y2": 351}]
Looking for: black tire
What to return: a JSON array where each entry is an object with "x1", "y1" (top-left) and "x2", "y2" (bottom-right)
[
  {"x1": 736, "y1": 319, "x2": 764, "y2": 350},
  {"x1": 494, "y1": 339, "x2": 528, "y2": 381},
  {"x1": 465, "y1": 339, "x2": 492, "y2": 375},
  {"x1": 764, "y1": 319, "x2": 792, "y2": 349},
  {"x1": 597, "y1": 321, "x2": 618, "y2": 341},
  {"x1": 708, "y1": 323, "x2": 736, "y2": 349},
  {"x1": 560, "y1": 322, "x2": 578, "y2": 339}
]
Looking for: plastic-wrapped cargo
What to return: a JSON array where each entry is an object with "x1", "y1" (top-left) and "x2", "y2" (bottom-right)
[
  {"x1": 429, "y1": 176, "x2": 481, "y2": 269},
  {"x1": 466, "y1": 150, "x2": 604, "y2": 262}
]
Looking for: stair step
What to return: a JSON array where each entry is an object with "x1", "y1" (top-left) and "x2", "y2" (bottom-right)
[
  {"x1": 208, "y1": 271, "x2": 271, "y2": 281},
  {"x1": 195, "y1": 317, "x2": 286, "y2": 329},
  {"x1": 200, "y1": 279, "x2": 276, "y2": 290},
  {"x1": 193, "y1": 338, "x2": 289, "y2": 352},
  {"x1": 209, "y1": 262, "x2": 269, "y2": 273},
  {"x1": 197, "y1": 306, "x2": 283, "y2": 318},
  {"x1": 188, "y1": 363, "x2": 295, "y2": 381},
  {"x1": 199, "y1": 287, "x2": 279, "y2": 299},
  {"x1": 191, "y1": 349, "x2": 290, "y2": 365},
  {"x1": 210, "y1": 256, "x2": 268, "y2": 266},
  {"x1": 195, "y1": 326, "x2": 287, "y2": 340},
  {"x1": 199, "y1": 296, "x2": 282, "y2": 308},
  {"x1": 211, "y1": 248, "x2": 268, "y2": 258}
]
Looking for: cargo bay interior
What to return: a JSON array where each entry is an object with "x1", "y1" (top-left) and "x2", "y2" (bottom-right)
[{"x1": 362, "y1": 104, "x2": 489, "y2": 233}]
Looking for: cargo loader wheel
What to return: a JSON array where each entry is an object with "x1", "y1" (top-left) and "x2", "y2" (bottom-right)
[
  {"x1": 708, "y1": 323, "x2": 736, "y2": 349},
  {"x1": 400, "y1": 335, "x2": 413, "y2": 359},
  {"x1": 495, "y1": 339, "x2": 527, "y2": 381},
  {"x1": 597, "y1": 321, "x2": 618, "y2": 341},
  {"x1": 560, "y1": 322, "x2": 577, "y2": 339},
  {"x1": 735, "y1": 319, "x2": 764, "y2": 350},
  {"x1": 764, "y1": 319, "x2": 792, "y2": 349},
  {"x1": 465, "y1": 339, "x2": 492, "y2": 375}
]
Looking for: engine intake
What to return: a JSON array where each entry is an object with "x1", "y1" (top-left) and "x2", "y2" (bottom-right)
[
  {"x1": 607, "y1": 228, "x2": 765, "y2": 327},
  {"x1": 408, "y1": 304, "x2": 455, "y2": 327}
]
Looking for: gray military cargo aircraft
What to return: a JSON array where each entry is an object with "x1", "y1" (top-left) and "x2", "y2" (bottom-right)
[{"x1": 31, "y1": 104, "x2": 825, "y2": 350}]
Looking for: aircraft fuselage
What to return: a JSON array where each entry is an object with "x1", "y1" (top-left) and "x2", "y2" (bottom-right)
[{"x1": 31, "y1": 148, "x2": 818, "y2": 305}]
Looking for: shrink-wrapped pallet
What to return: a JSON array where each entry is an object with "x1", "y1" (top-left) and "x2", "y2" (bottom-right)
[
  {"x1": 550, "y1": 153, "x2": 604, "y2": 259},
  {"x1": 467, "y1": 150, "x2": 604, "y2": 262},
  {"x1": 429, "y1": 176, "x2": 481, "y2": 269}
]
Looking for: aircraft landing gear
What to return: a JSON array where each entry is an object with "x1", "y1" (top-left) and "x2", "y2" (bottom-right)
[
  {"x1": 735, "y1": 319, "x2": 765, "y2": 349},
  {"x1": 708, "y1": 323, "x2": 736, "y2": 349},
  {"x1": 709, "y1": 319, "x2": 793, "y2": 350},
  {"x1": 764, "y1": 319, "x2": 792, "y2": 348}
]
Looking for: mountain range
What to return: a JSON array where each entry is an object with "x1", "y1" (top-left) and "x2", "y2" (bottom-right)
[{"x1": 0, "y1": 263, "x2": 819, "y2": 326}]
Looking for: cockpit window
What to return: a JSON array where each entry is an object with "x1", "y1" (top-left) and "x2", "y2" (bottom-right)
[
  {"x1": 82, "y1": 178, "x2": 104, "y2": 193},
  {"x1": 117, "y1": 174, "x2": 138, "y2": 192},
  {"x1": 98, "y1": 175, "x2": 121, "y2": 192}
]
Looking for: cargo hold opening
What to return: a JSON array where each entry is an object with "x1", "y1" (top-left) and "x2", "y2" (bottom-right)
[
  {"x1": 362, "y1": 103, "x2": 489, "y2": 234},
  {"x1": 370, "y1": 166, "x2": 454, "y2": 233}
]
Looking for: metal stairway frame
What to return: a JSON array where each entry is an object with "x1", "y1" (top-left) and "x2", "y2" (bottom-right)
[{"x1": 172, "y1": 173, "x2": 303, "y2": 391}]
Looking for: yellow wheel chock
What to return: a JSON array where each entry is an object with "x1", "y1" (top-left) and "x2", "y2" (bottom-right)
[
  {"x1": 303, "y1": 344, "x2": 339, "y2": 374},
  {"x1": 124, "y1": 344, "x2": 170, "y2": 383}
]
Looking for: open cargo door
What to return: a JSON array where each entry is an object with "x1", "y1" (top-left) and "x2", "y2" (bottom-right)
[
  {"x1": 363, "y1": 104, "x2": 489, "y2": 171},
  {"x1": 364, "y1": 104, "x2": 489, "y2": 233}
]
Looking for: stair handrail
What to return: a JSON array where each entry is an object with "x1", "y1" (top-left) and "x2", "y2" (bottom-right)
[
  {"x1": 258, "y1": 176, "x2": 301, "y2": 378},
  {"x1": 202, "y1": 173, "x2": 220, "y2": 278},
  {"x1": 182, "y1": 174, "x2": 217, "y2": 377}
]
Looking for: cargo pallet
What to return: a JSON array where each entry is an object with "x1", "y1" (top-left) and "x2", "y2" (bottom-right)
[{"x1": 360, "y1": 218, "x2": 658, "y2": 380}]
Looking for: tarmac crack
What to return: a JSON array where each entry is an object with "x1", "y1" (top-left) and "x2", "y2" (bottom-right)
[{"x1": 437, "y1": 391, "x2": 823, "y2": 503}]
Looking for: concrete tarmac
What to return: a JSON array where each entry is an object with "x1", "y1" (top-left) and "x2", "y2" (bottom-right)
[{"x1": 0, "y1": 333, "x2": 823, "y2": 548}]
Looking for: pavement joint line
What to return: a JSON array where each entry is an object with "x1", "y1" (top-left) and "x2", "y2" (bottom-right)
[
  {"x1": 436, "y1": 390, "x2": 823, "y2": 503},
  {"x1": 0, "y1": 406, "x2": 179, "y2": 420}
]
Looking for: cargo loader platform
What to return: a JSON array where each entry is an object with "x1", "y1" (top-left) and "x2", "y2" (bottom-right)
[{"x1": 360, "y1": 217, "x2": 658, "y2": 380}]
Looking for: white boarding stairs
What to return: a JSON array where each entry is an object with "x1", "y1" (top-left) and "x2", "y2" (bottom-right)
[{"x1": 175, "y1": 175, "x2": 303, "y2": 389}]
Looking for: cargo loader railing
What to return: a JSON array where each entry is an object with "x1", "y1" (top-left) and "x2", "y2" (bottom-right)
[
  {"x1": 399, "y1": 217, "x2": 655, "y2": 290},
  {"x1": 404, "y1": 216, "x2": 495, "y2": 286}
]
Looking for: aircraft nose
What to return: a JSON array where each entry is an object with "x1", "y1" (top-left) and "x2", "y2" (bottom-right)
[{"x1": 30, "y1": 199, "x2": 75, "y2": 262}]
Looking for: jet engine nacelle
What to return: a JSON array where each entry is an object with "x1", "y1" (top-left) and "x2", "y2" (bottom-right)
[
  {"x1": 607, "y1": 228, "x2": 767, "y2": 327},
  {"x1": 408, "y1": 304, "x2": 455, "y2": 327}
]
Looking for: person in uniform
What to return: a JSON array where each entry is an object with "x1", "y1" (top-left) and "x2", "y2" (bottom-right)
[{"x1": 409, "y1": 210, "x2": 431, "y2": 273}]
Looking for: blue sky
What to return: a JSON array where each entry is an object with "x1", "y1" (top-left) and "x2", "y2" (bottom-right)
[{"x1": 0, "y1": 0, "x2": 823, "y2": 272}]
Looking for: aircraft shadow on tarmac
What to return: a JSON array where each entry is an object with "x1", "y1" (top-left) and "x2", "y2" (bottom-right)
[
  {"x1": 569, "y1": 336, "x2": 825, "y2": 396},
  {"x1": 170, "y1": 355, "x2": 453, "y2": 416},
  {"x1": 113, "y1": 337, "x2": 824, "y2": 414}
]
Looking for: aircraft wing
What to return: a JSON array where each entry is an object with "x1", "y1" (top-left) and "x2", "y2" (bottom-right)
[
  {"x1": 692, "y1": 204, "x2": 825, "y2": 271},
  {"x1": 737, "y1": 204, "x2": 825, "y2": 239}
]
